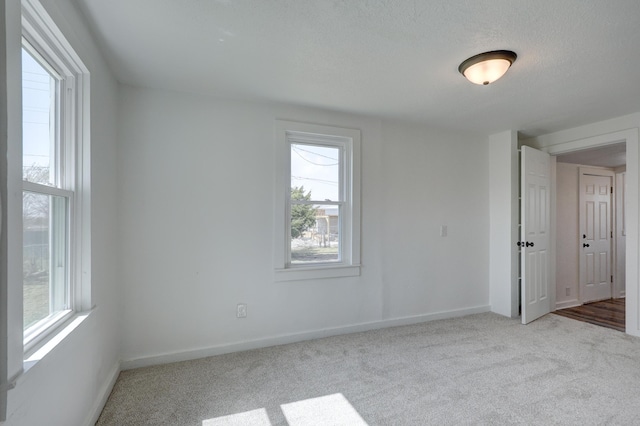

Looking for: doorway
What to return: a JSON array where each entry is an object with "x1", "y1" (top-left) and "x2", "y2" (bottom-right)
[
  {"x1": 553, "y1": 142, "x2": 626, "y2": 328},
  {"x1": 502, "y1": 127, "x2": 639, "y2": 336}
]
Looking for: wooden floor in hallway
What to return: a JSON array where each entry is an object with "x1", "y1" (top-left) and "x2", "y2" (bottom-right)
[{"x1": 552, "y1": 298, "x2": 625, "y2": 332}]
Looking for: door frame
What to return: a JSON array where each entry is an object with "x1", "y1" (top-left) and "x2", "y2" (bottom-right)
[
  {"x1": 615, "y1": 171, "x2": 626, "y2": 299},
  {"x1": 541, "y1": 128, "x2": 639, "y2": 336}
]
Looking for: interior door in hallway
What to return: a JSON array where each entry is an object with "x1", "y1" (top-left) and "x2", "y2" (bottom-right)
[
  {"x1": 580, "y1": 171, "x2": 613, "y2": 303},
  {"x1": 521, "y1": 146, "x2": 551, "y2": 324}
]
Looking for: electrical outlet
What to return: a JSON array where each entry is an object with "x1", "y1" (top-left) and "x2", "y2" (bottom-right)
[
  {"x1": 237, "y1": 303, "x2": 247, "y2": 318},
  {"x1": 566, "y1": 288, "x2": 570, "y2": 297},
  {"x1": 440, "y1": 225, "x2": 447, "y2": 237}
]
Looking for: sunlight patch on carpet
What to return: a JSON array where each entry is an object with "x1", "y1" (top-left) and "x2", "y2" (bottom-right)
[
  {"x1": 202, "y1": 393, "x2": 367, "y2": 425},
  {"x1": 280, "y1": 393, "x2": 368, "y2": 426}
]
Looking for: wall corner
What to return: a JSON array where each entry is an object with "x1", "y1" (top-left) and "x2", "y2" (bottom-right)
[{"x1": 488, "y1": 130, "x2": 519, "y2": 318}]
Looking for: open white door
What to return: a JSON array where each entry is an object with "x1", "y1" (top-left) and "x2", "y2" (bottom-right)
[{"x1": 521, "y1": 146, "x2": 551, "y2": 324}]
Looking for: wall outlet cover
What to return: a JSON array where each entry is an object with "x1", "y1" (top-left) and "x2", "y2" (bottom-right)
[{"x1": 237, "y1": 303, "x2": 247, "y2": 318}]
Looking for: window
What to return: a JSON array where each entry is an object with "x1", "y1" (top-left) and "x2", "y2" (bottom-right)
[
  {"x1": 21, "y1": 0, "x2": 90, "y2": 353},
  {"x1": 275, "y1": 121, "x2": 361, "y2": 281}
]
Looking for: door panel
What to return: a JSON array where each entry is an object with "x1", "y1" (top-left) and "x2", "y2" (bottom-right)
[
  {"x1": 540, "y1": 186, "x2": 548, "y2": 232},
  {"x1": 599, "y1": 202, "x2": 607, "y2": 238},
  {"x1": 539, "y1": 251, "x2": 548, "y2": 300},
  {"x1": 521, "y1": 146, "x2": 551, "y2": 324},
  {"x1": 526, "y1": 251, "x2": 536, "y2": 304},
  {"x1": 599, "y1": 252, "x2": 608, "y2": 283},
  {"x1": 586, "y1": 201, "x2": 594, "y2": 239},
  {"x1": 580, "y1": 172, "x2": 612, "y2": 303},
  {"x1": 586, "y1": 253, "x2": 594, "y2": 284}
]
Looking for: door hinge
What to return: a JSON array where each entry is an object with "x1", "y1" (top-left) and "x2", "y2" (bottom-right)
[
  {"x1": 611, "y1": 231, "x2": 613, "y2": 238},
  {"x1": 611, "y1": 186, "x2": 613, "y2": 193},
  {"x1": 611, "y1": 275, "x2": 613, "y2": 283}
]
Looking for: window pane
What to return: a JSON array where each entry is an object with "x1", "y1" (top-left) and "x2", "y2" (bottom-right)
[
  {"x1": 291, "y1": 204, "x2": 340, "y2": 264},
  {"x1": 291, "y1": 144, "x2": 340, "y2": 202},
  {"x1": 23, "y1": 191, "x2": 68, "y2": 330},
  {"x1": 22, "y1": 47, "x2": 56, "y2": 186}
]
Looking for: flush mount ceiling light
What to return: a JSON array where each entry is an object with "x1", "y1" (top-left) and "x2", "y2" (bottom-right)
[{"x1": 458, "y1": 50, "x2": 517, "y2": 85}]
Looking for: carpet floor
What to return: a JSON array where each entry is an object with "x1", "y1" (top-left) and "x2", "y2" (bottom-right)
[{"x1": 97, "y1": 313, "x2": 640, "y2": 425}]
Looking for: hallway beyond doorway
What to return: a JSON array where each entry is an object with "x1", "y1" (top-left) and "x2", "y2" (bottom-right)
[{"x1": 553, "y1": 299, "x2": 625, "y2": 332}]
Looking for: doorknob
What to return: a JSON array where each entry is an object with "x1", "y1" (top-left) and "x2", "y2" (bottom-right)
[
  {"x1": 517, "y1": 241, "x2": 523, "y2": 247},
  {"x1": 583, "y1": 243, "x2": 590, "y2": 248},
  {"x1": 583, "y1": 234, "x2": 586, "y2": 239},
  {"x1": 526, "y1": 242, "x2": 534, "y2": 247}
]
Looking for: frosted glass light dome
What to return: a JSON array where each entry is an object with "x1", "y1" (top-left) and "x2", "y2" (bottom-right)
[{"x1": 459, "y1": 50, "x2": 517, "y2": 85}]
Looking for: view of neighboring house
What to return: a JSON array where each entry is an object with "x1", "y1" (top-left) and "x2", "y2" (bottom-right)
[{"x1": 311, "y1": 208, "x2": 338, "y2": 246}]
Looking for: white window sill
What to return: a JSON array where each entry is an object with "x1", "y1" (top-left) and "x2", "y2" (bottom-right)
[
  {"x1": 275, "y1": 265, "x2": 361, "y2": 281},
  {"x1": 23, "y1": 309, "x2": 75, "y2": 352},
  {"x1": 3, "y1": 311, "x2": 94, "y2": 392},
  {"x1": 21, "y1": 308, "x2": 94, "y2": 377}
]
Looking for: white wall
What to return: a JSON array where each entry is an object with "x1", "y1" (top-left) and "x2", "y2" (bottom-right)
[
  {"x1": 3, "y1": 1, "x2": 120, "y2": 424},
  {"x1": 117, "y1": 86, "x2": 490, "y2": 366},
  {"x1": 556, "y1": 162, "x2": 580, "y2": 307},
  {"x1": 488, "y1": 131, "x2": 519, "y2": 318},
  {"x1": 0, "y1": 0, "x2": 20, "y2": 420},
  {"x1": 1, "y1": 0, "x2": 23, "y2": 400}
]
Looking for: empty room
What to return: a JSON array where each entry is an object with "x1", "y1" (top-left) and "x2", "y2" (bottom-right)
[{"x1": 3, "y1": 0, "x2": 640, "y2": 425}]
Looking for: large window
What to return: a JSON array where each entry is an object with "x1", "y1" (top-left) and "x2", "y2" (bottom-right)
[
  {"x1": 22, "y1": 43, "x2": 69, "y2": 336},
  {"x1": 275, "y1": 121, "x2": 361, "y2": 281},
  {"x1": 21, "y1": 0, "x2": 90, "y2": 353}
]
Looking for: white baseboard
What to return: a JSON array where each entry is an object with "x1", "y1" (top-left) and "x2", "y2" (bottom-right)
[
  {"x1": 84, "y1": 361, "x2": 120, "y2": 426},
  {"x1": 555, "y1": 299, "x2": 581, "y2": 310},
  {"x1": 121, "y1": 305, "x2": 491, "y2": 370}
]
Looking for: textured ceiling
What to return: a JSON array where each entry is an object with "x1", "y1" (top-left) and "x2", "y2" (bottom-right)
[
  {"x1": 75, "y1": 0, "x2": 640, "y2": 137},
  {"x1": 556, "y1": 143, "x2": 626, "y2": 168}
]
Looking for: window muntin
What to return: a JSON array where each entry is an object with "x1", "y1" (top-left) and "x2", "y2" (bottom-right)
[{"x1": 275, "y1": 120, "x2": 361, "y2": 280}]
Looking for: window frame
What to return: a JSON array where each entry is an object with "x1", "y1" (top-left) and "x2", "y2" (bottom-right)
[
  {"x1": 21, "y1": 0, "x2": 91, "y2": 356},
  {"x1": 275, "y1": 120, "x2": 361, "y2": 281}
]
